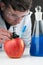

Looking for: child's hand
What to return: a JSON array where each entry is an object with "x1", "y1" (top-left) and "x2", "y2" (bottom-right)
[{"x1": 0, "y1": 28, "x2": 12, "y2": 43}]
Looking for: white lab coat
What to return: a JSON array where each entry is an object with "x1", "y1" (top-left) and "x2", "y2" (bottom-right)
[{"x1": 0, "y1": 12, "x2": 32, "y2": 51}]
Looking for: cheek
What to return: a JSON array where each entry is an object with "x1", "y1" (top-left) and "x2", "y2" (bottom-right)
[
  {"x1": 3, "y1": 13, "x2": 14, "y2": 21},
  {"x1": 2, "y1": 11, "x2": 14, "y2": 21}
]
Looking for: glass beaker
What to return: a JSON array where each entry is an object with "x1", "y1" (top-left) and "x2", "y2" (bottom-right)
[{"x1": 30, "y1": 6, "x2": 43, "y2": 56}]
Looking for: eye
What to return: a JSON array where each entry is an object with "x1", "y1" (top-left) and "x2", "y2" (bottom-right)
[
  {"x1": 11, "y1": 14, "x2": 18, "y2": 18},
  {"x1": 11, "y1": 14, "x2": 15, "y2": 16}
]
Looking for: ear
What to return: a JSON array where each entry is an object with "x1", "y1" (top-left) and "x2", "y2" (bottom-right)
[{"x1": 0, "y1": 2, "x2": 6, "y2": 11}]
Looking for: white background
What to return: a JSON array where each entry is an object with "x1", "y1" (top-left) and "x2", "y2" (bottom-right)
[{"x1": 0, "y1": 48, "x2": 43, "y2": 65}]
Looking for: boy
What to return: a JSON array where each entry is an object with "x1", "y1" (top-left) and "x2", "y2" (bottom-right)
[{"x1": 0, "y1": 0, "x2": 32, "y2": 50}]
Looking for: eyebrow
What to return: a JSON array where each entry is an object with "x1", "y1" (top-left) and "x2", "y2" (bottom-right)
[{"x1": 12, "y1": 13, "x2": 18, "y2": 17}]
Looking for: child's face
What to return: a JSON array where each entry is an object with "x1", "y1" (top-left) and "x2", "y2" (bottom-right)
[{"x1": 1, "y1": 3, "x2": 29, "y2": 25}]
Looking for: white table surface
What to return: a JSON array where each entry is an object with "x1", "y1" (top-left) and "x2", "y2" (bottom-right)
[{"x1": 0, "y1": 47, "x2": 43, "y2": 65}]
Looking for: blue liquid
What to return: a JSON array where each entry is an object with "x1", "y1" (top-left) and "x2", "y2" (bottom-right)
[{"x1": 30, "y1": 34, "x2": 43, "y2": 56}]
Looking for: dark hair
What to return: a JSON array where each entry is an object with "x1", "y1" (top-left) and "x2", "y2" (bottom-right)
[{"x1": 1, "y1": 0, "x2": 32, "y2": 11}]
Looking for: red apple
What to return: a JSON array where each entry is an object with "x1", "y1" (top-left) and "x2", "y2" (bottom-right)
[{"x1": 4, "y1": 38, "x2": 25, "y2": 58}]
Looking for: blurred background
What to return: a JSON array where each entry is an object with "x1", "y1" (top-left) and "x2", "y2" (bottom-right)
[
  {"x1": 30, "y1": 0, "x2": 43, "y2": 32},
  {"x1": 31, "y1": 0, "x2": 43, "y2": 12}
]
